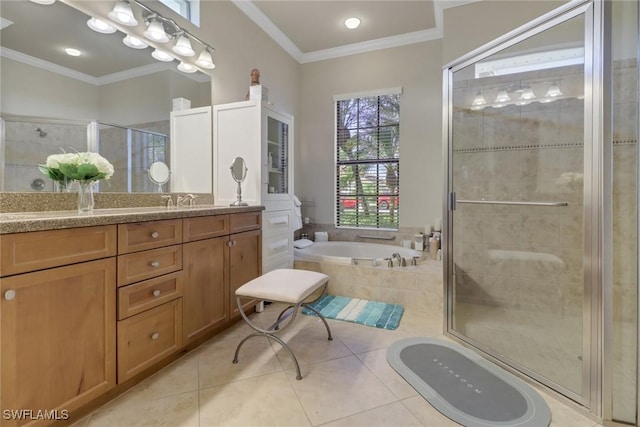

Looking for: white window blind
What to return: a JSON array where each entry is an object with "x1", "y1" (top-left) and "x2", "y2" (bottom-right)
[{"x1": 335, "y1": 91, "x2": 401, "y2": 229}]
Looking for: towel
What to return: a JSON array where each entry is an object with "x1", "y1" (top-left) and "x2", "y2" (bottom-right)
[{"x1": 292, "y1": 195, "x2": 303, "y2": 231}]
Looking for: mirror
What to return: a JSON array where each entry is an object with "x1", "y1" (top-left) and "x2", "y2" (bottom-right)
[
  {"x1": 148, "y1": 161, "x2": 171, "y2": 193},
  {"x1": 229, "y1": 157, "x2": 248, "y2": 206},
  {"x1": 0, "y1": 0, "x2": 211, "y2": 193}
]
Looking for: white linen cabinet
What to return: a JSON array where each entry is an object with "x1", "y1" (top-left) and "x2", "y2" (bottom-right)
[{"x1": 213, "y1": 101, "x2": 294, "y2": 272}]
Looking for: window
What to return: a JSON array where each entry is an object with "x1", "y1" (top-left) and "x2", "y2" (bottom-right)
[
  {"x1": 335, "y1": 89, "x2": 401, "y2": 229},
  {"x1": 159, "y1": 0, "x2": 199, "y2": 26}
]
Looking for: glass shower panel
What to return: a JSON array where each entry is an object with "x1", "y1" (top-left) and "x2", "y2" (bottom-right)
[
  {"x1": 611, "y1": 0, "x2": 638, "y2": 423},
  {"x1": 450, "y1": 14, "x2": 586, "y2": 398}
]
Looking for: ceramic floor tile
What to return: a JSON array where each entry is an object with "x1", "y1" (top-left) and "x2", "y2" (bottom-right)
[
  {"x1": 198, "y1": 333, "x2": 284, "y2": 388},
  {"x1": 86, "y1": 391, "x2": 199, "y2": 427},
  {"x1": 320, "y1": 401, "x2": 423, "y2": 427},
  {"x1": 355, "y1": 349, "x2": 418, "y2": 400},
  {"x1": 284, "y1": 355, "x2": 397, "y2": 425},
  {"x1": 541, "y1": 393, "x2": 600, "y2": 427},
  {"x1": 199, "y1": 371, "x2": 311, "y2": 427},
  {"x1": 401, "y1": 396, "x2": 462, "y2": 426},
  {"x1": 330, "y1": 320, "x2": 410, "y2": 354}
]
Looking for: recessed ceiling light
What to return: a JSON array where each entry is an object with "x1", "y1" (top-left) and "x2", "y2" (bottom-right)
[
  {"x1": 344, "y1": 17, "x2": 361, "y2": 30},
  {"x1": 64, "y1": 48, "x2": 82, "y2": 57}
]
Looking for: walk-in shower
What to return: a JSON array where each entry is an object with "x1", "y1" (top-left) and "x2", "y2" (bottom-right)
[{"x1": 443, "y1": 1, "x2": 638, "y2": 424}]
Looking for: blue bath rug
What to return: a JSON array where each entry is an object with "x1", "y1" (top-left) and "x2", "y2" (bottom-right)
[{"x1": 302, "y1": 295, "x2": 404, "y2": 330}]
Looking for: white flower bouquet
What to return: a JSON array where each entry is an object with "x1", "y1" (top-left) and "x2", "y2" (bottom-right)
[{"x1": 40, "y1": 152, "x2": 114, "y2": 183}]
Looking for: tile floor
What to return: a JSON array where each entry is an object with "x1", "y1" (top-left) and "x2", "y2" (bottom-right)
[{"x1": 73, "y1": 304, "x2": 604, "y2": 427}]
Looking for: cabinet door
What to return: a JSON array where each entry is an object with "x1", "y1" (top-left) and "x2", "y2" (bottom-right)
[
  {"x1": 1, "y1": 259, "x2": 116, "y2": 426},
  {"x1": 263, "y1": 106, "x2": 293, "y2": 205},
  {"x1": 229, "y1": 229, "x2": 262, "y2": 320},
  {"x1": 183, "y1": 237, "x2": 229, "y2": 343}
]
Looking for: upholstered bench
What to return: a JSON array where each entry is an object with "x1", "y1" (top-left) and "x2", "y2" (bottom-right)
[{"x1": 232, "y1": 269, "x2": 333, "y2": 380}]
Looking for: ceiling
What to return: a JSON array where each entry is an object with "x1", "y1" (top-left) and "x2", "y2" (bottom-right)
[
  {"x1": 0, "y1": 0, "x2": 477, "y2": 83},
  {"x1": 233, "y1": 0, "x2": 478, "y2": 63}
]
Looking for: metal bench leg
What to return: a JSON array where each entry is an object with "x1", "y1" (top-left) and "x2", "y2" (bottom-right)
[{"x1": 300, "y1": 304, "x2": 333, "y2": 341}]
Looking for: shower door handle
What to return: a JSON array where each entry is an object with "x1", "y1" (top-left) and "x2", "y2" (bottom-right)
[{"x1": 456, "y1": 200, "x2": 568, "y2": 207}]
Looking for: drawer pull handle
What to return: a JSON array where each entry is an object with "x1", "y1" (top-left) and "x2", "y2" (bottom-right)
[
  {"x1": 270, "y1": 216, "x2": 289, "y2": 225},
  {"x1": 151, "y1": 332, "x2": 160, "y2": 340},
  {"x1": 150, "y1": 261, "x2": 160, "y2": 268},
  {"x1": 151, "y1": 231, "x2": 159, "y2": 239},
  {"x1": 152, "y1": 290, "x2": 161, "y2": 297},
  {"x1": 4, "y1": 290, "x2": 16, "y2": 301}
]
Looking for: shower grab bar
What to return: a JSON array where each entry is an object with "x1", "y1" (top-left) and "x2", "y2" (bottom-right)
[
  {"x1": 456, "y1": 200, "x2": 568, "y2": 207},
  {"x1": 357, "y1": 234, "x2": 396, "y2": 240}
]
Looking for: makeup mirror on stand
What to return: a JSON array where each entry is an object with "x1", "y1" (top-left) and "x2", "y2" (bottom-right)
[
  {"x1": 229, "y1": 157, "x2": 248, "y2": 206},
  {"x1": 148, "y1": 161, "x2": 170, "y2": 192}
]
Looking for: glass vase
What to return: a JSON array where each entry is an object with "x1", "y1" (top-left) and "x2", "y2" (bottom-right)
[
  {"x1": 54, "y1": 177, "x2": 70, "y2": 192},
  {"x1": 77, "y1": 180, "x2": 95, "y2": 213}
]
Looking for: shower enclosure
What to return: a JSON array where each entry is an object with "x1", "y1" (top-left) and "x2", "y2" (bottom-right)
[
  {"x1": 443, "y1": 0, "x2": 638, "y2": 423},
  {"x1": 0, "y1": 115, "x2": 169, "y2": 193}
]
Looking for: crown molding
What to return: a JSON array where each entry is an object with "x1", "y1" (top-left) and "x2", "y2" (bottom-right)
[
  {"x1": 230, "y1": 0, "x2": 304, "y2": 62},
  {"x1": 300, "y1": 28, "x2": 442, "y2": 63},
  {"x1": 0, "y1": 47, "x2": 209, "y2": 85},
  {"x1": 232, "y1": 0, "x2": 481, "y2": 64}
]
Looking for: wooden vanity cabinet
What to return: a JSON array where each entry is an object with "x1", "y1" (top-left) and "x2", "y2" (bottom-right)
[
  {"x1": 182, "y1": 212, "x2": 262, "y2": 343},
  {"x1": 0, "y1": 227, "x2": 117, "y2": 427}
]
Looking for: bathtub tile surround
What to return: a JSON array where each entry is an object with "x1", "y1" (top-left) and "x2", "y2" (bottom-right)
[
  {"x1": 72, "y1": 302, "x2": 603, "y2": 427},
  {"x1": 295, "y1": 259, "x2": 442, "y2": 312}
]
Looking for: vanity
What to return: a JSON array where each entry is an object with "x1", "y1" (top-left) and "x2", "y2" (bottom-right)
[{"x1": 0, "y1": 203, "x2": 262, "y2": 426}]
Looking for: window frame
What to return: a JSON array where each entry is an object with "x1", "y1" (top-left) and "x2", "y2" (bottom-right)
[{"x1": 333, "y1": 88, "x2": 402, "y2": 230}]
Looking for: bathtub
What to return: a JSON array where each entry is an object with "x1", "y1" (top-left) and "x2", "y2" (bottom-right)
[
  {"x1": 294, "y1": 241, "x2": 420, "y2": 266},
  {"x1": 293, "y1": 240, "x2": 442, "y2": 311}
]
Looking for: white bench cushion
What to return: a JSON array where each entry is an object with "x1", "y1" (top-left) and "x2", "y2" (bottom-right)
[{"x1": 235, "y1": 269, "x2": 329, "y2": 304}]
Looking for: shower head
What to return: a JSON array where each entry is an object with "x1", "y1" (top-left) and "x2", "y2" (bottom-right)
[{"x1": 35, "y1": 127, "x2": 47, "y2": 137}]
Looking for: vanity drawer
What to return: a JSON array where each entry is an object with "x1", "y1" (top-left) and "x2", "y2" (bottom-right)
[
  {"x1": 263, "y1": 210, "x2": 291, "y2": 237},
  {"x1": 0, "y1": 225, "x2": 117, "y2": 277},
  {"x1": 117, "y1": 299, "x2": 183, "y2": 382},
  {"x1": 117, "y1": 245, "x2": 183, "y2": 286},
  {"x1": 229, "y1": 211, "x2": 262, "y2": 233},
  {"x1": 183, "y1": 215, "x2": 229, "y2": 242},
  {"x1": 118, "y1": 219, "x2": 183, "y2": 254},
  {"x1": 118, "y1": 271, "x2": 183, "y2": 320}
]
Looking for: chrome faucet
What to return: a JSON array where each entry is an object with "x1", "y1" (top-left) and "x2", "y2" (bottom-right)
[
  {"x1": 177, "y1": 194, "x2": 197, "y2": 207},
  {"x1": 161, "y1": 195, "x2": 174, "y2": 208}
]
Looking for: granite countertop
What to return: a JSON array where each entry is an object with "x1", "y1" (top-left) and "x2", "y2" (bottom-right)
[{"x1": 0, "y1": 205, "x2": 264, "y2": 234}]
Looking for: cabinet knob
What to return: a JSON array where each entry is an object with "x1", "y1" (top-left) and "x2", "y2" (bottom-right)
[
  {"x1": 151, "y1": 231, "x2": 159, "y2": 239},
  {"x1": 150, "y1": 261, "x2": 160, "y2": 268},
  {"x1": 151, "y1": 332, "x2": 160, "y2": 340},
  {"x1": 228, "y1": 241, "x2": 233, "y2": 247},
  {"x1": 152, "y1": 289, "x2": 161, "y2": 297},
  {"x1": 4, "y1": 290, "x2": 16, "y2": 301}
]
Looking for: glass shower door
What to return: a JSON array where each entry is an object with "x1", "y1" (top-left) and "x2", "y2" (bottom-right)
[{"x1": 446, "y1": 7, "x2": 590, "y2": 404}]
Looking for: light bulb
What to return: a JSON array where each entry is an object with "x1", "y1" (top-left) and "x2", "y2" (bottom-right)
[
  {"x1": 195, "y1": 49, "x2": 215, "y2": 69},
  {"x1": 144, "y1": 19, "x2": 170, "y2": 43},
  {"x1": 494, "y1": 90, "x2": 511, "y2": 103},
  {"x1": 123, "y1": 35, "x2": 148, "y2": 49},
  {"x1": 172, "y1": 35, "x2": 195, "y2": 57},
  {"x1": 177, "y1": 62, "x2": 197, "y2": 73},
  {"x1": 87, "y1": 17, "x2": 116, "y2": 34},
  {"x1": 152, "y1": 49, "x2": 174, "y2": 62},
  {"x1": 344, "y1": 17, "x2": 361, "y2": 29},
  {"x1": 108, "y1": 1, "x2": 138, "y2": 26},
  {"x1": 545, "y1": 84, "x2": 563, "y2": 98},
  {"x1": 515, "y1": 87, "x2": 536, "y2": 106}
]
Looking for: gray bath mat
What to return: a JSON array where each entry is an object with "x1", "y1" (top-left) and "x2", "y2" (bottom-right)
[{"x1": 387, "y1": 337, "x2": 551, "y2": 427}]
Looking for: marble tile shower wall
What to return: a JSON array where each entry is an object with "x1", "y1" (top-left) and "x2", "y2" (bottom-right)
[
  {"x1": 452, "y1": 65, "x2": 586, "y2": 317},
  {"x1": 3, "y1": 121, "x2": 87, "y2": 191},
  {"x1": 452, "y1": 60, "x2": 637, "y2": 320}
]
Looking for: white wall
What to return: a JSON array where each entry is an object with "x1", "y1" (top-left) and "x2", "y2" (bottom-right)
[{"x1": 297, "y1": 42, "x2": 443, "y2": 228}]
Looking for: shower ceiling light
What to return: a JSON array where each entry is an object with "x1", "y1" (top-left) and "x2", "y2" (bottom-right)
[
  {"x1": 494, "y1": 90, "x2": 511, "y2": 104},
  {"x1": 29, "y1": 0, "x2": 56, "y2": 4},
  {"x1": 108, "y1": 1, "x2": 138, "y2": 26},
  {"x1": 177, "y1": 61, "x2": 197, "y2": 73},
  {"x1": 87, "y1": 17, "x2": 116, "y2": 34},
  {"x1": 195, "y1": 49, "x2": 215, "y2": 69},
  {"x1": 123, "y1": 34, "x2": 148, "y2": 49},
  {"x1": 144, "y1": 19, "x2": 170, "y2": 43},
  {"x1": 344, "y1": 17, "x2": 361, "y2": 30},
  {"x1": 172, "y1": 34, "x2": 195, "y2": 57},
  {"x1": 64, "y1": 48, "x2": 81, "y2": 56},
  {"x1": 152, "y1": 48, "x2": 174, "y2": 62},
  {"x1": 470, "y1": 93, "x2": 487, "y2": 110}
]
